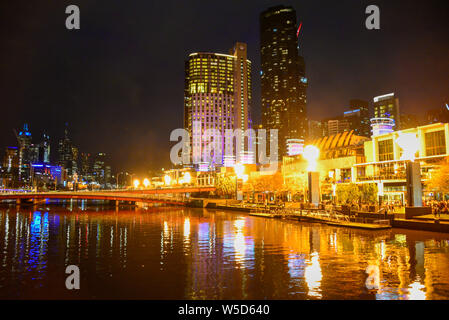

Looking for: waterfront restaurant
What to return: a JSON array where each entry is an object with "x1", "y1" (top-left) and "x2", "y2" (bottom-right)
[
  {"x1": 282, "y1": 130, "x2": 369, "y2": 202},
  {"x1": 354, "y1": 122, "x2": 449, "y2": 203},
  {"x1": 282, "y1": 122, "x2": 449, "y2": 205}
]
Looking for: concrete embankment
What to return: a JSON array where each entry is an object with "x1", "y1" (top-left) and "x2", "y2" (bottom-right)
[
  {"x1": 215, "y1": 205, "x2": 251, "y2": 212},
  {"x1": 393, "y1": 219, "x2": 449, "y2": 233},
  {"x1": 196, "y1": 202, "x2": 449, "y2": 234}
]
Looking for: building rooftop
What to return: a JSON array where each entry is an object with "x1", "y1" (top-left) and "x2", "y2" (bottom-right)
[{"x1": 311, "y1": 130, "x2": 369, "y2": 151}]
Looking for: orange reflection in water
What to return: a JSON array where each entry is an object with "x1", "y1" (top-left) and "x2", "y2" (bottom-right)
[
  {"x1": 0, "y1": 206, "x2": 449, "y2": 299},
  {"x1": 304, "y1": 251, "x2": 322, "y2": 298}
]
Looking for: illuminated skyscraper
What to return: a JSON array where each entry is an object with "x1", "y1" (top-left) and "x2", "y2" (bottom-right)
[
  {"x1": 93, "y1": 152, "x2": 106, "y2": 185},
  {"x1": 184, "y1": 42, "x2": 252, "y2": 170},
  {"x1": 260, "y1": 5, "x2": 308, "y2": 158},
  {"x1": 38, "y1": 133, "x2": 50, "y2": 163},
  {"x1": 373, "y1": 93, "x2": 400, "y2": 129},
  {"x1": 2, "y1": 147, "x2": 19, "y2": 187},
  {"x1": 80, "y1": 152, "x2": 92, "y2": 181},
  {"x1": 344, "y1": 99, "x2": 371, "y2": 137},
  {"x1": 16, "y1": 123, "x2": 33, "y2": 182},
  {"x1": 58, "y1": 123, "x2": 78, "y2": 176}
]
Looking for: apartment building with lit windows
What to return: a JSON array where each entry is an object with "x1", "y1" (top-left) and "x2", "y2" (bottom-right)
[
  {"x1": 184, "y1": 42, "x2": 252, "y2": 170},
  {"x1": 373, "y1": 93, "x2": 401, "y2": 129},
  {"x1": 260, "y1": 5, "x2": 308, "y2": 157},
  {"x1": 282, "y1": 122, "x2": 449, "y2": 204}
]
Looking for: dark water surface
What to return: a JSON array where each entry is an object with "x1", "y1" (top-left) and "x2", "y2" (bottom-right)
[{"x1": 1, "y1": 205, "x2": 449, "y2": 299}]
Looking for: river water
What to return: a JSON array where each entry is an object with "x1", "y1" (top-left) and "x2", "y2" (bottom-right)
[{"x1": 0, "y1": 204, "x2": 448, "y2": 299}]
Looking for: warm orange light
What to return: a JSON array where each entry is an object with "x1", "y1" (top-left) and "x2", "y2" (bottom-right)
[
  {"x1": 303, "y1": 145, "x2": 320, "y2": 171},
  {"x1": 396, "y1": 133, "x2": 420, "y2": 161},
  {"x1": 181, "y1": 172, "x2": 191, "y2": 184},
  {"x1": 234, "y1": 163, "x2": 245, "y2": 179}
]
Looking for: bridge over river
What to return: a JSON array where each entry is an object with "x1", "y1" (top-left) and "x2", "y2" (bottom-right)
[{"x1": 0, "y1": 186, "x2": 216, "y2": 207}]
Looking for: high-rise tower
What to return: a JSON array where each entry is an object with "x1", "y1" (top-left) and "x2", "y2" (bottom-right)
[
  {"x1": 344, "y1": 99, "x2": 371, "y2": 137},
  {"x1": 184, "y1": 42, "x2": 252, "y2": 169},
  {"x1": 38, "y1": 133, "x2": 50, "y2": 163},
  {"x1": 58, "y1": 123, "x2": 78, "y2": 176},
  {"x1": 16, "y1": 124, "x2": 32, "y2": 182},
  {"x1": 373, "y1": 93, "x2": 401, "y2": 129},
  {"x1": 260, "y1": 5, "x2": 308, "y2": 158}
]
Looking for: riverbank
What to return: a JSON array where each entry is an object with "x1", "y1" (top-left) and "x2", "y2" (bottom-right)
[
  {"x1": 393, "y1": 218, "x2": 449, "y2": 233},
  {"x1": 213, "y1": 202, "x2": 449, "y2": 233}
]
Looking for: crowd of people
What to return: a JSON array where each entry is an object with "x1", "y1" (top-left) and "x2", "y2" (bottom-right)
[
  {"x1": 425, "y1": 200, "x2": 449, "y2": 218},
  {"x1": 322, "y1": 199, "x2": 449, "y2": 219}
]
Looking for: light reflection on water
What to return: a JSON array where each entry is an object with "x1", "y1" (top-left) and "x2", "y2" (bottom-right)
[
  {"x1": 304, "y1": 251, "x2": 322, "y2": 298},
  {"x1": 0, "y1": 206, "x2": 448, "y2": 299}
]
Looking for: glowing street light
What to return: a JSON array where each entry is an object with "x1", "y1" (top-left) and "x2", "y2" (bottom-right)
[
  {"x1": 233, "y1": 163, "x2": 246, "y2": 200},
  {"x1": 133, "y1": 179, "x2": 140, "y2": 189},
  {"x1": 234, "y1": 163, "x2": 245, "y2": 178},
  {"x1": 303, "y1": 145, "x2": 320, "y2": 172},
  {"x1": 332, "y1": 183, "x2": 337, "y2": 196},
  {"x1": 396, "y1": 133, "x2": 423, "y2": 207},
  {"x1": 303, "y1": 145, "x2": 320, "y2": 206},
  {"x1": 164, "y1": 174, "x2": 171, "y2": 186},
  {"x1": 182, "y1": 172, "x2": 191, "y2": 184},
  {"x1": 143, "y1": 178, "x2": 150, "y2": 188},
  {"x1": 396, "y1": 133, "x2": 420, "y2": 161}
]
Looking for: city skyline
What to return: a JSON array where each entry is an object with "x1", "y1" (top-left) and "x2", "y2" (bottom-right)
[
  {"x1": 0, "y1": 0, "x2": 447, "y2": 174},
  {"x1": 1, "y1": 0, "x2": 449, "y2": 304}
]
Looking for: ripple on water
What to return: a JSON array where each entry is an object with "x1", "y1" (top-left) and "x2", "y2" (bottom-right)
[{"x1": 0, "y1": 206, "x2": 448, "y2": 299}]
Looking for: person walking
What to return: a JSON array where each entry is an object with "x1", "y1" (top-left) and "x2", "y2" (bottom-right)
[
  {"x1": 441, "y1": 201, "x2": 448, "y2": 218},
  {"x1": 433, "y1": 202, "x2": 439, "y2": 219}
]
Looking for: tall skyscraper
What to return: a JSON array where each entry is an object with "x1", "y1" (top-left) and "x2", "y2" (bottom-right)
[
  {"x1": 1, "y1": 147, "x2": 19, "y2": 187},
  {"x1": 93, "y1": 152, "x2": 106, "y2": 185},
  {"x1": 71, "y1": 146, "x2": 79, "y2": 175},
  {"x1": 58, "y1": 123, "x2": 78, "y2": 176},
  {"x1": 373, "y1": 93, "x2": 400, "y2": 129},
  {"x1": 184, "y1": 42, "x2": 252, "y2": 169},
  {"x1": 308, "y1": 120, "x2": 326, "y2": 141},
  {"x1": 344, "y1": 99, "x2": 371, "y2": 137},
  {"x1": 80, "y1": 152, "x2": 92, "y2": 181},
  {"x1": 38, "y1": 134, "x2": 50, "y2": 163},
  {"x1": 16, "y1": 123, "x2": 33, "y2": 182},
  {"x1": 260, "y1": 5, "x2": 308, "y2": 157}
]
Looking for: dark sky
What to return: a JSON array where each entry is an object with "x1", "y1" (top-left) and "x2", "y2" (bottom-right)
[{"x1": 1, "y1": 0, "x2": 448, "y2": 175}]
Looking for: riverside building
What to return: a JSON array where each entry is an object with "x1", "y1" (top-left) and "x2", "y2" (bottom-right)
[
  {"x1": 260, "y1": 5, "x2": 308, "y2": 157},
  {"x1": 184, "y1": 43, "x2": 252, "y2": 171},
  {"x1": 281, "y1": 122, "x2": 449, "y2": 204}
]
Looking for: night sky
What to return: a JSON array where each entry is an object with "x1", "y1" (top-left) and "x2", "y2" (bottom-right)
[{"x1": 1, "y1": 0, "x2": 448, "y2": 175}]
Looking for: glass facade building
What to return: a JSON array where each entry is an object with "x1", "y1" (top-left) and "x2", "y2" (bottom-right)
[
  {"x1": 345, "y1": 99, "x2": 371, "y2": 137},
  {"x1": 184, "y1": 43, "x2": 252, "y2": 169},
  {"x1": 373, "y1": 93, "x2": 401, "y2": 129},
  {"x1": 260, "y1": 5, "x2": 308, "y2": 157}
]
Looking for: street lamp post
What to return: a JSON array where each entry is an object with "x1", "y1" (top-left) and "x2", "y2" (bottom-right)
[
  {"x1": 304, "y1": 145, "x2": 320, "y2": 207},
  {"x1": 128, "y1": 173, "x2": 136, "y2": 188},
  {"x1": 116, "y1": 172, "x2": 126, "y2": 189},
  {"x1": 396, "y1": 133, "x2": 422, "y2": 207},
  {"x1": 164, "y1": 174, "x2": 171, "y2": 186},
  {"x1": 234, "y1": 163, "x2": 246, "y2": 201},
  {"x1": 395, "y1": 133, "x2": 431, "y2": 219},
  {"x1": 235, "y1": 176, "x2": 238, "y2": 200}
]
